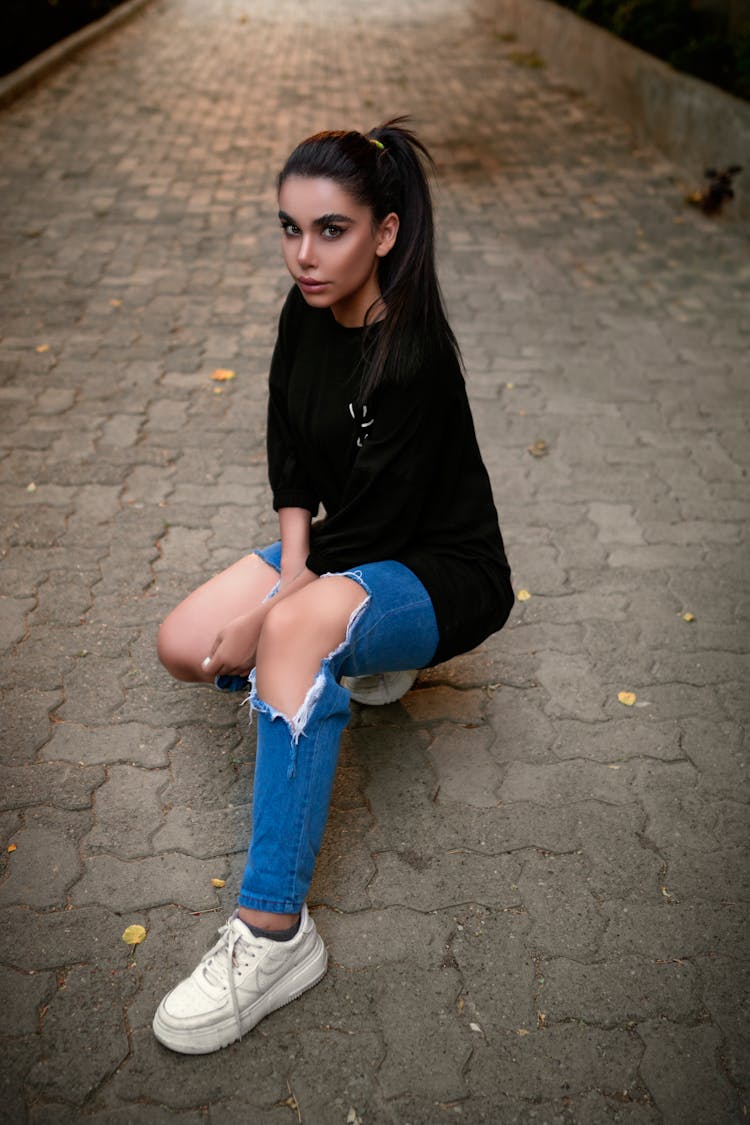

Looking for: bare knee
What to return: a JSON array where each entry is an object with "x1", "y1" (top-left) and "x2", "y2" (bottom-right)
[
  {"x1": 255, "y1": 579, "x2": 367, "y2": 714},
  {"x1": 157, "y1": 614, "x2": 203, "y2": 682}
]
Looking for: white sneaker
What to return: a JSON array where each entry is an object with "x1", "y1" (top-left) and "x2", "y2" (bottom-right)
[
  {"x1": 341, "y1": 669, "x2": 418, "y2": 706},
  {"x1": 152, "y1": 904, "x2": 327, "y2": 1054}
]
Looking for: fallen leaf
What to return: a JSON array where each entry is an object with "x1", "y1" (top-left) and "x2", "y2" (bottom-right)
[
  {"x1": 608, "y1": 764, "x2": 622, "y2": 770},
  {"x1": 35, "y1": 344, "x2": 50, "y2": 353},
  {"x1": 211, "y1": 878, "x2": 226, "y2": 888},
  {"x1": 346, "y1": 1109, "x2": 363, "y2": 1125},
  {"x1": 213, "y1": 387, "x2": 223, "y2": 395},
  {"x1": 7, "y1": 844, "x2": 16, "y2": 853},
  {"x1": 26, "y1": 482, "x2": 37, "y2": 492},
  {"x1": 469, "y1": 1022, "x2": 482, "y2": 1033},
  {"x1": 682, "y1": 612, "x2": 695, "y2": 623},
  {"x1": 517, "y1": 1027, "x2": 530, "y2": 1036},
  {"x1": 109, "y1": 298, "x2": 122, "y2": 308},
  {"x1": 661, "y1": 885, "x2": 675, "y2": 902},
  {"x1": 528, "y1": 440, "x2": 548, "y2": 458},
  {"x1": 211, "y1": 368, "x2": 236, "y2": 382},
  {"x1": 618, "y1": 691, "x2": 636, "y2": 706},
  {"x1": 537, "y1": 1011, "x2": 548, "y2": 1028},
  {"x1": 517, "y1": 589, "x2": 531, "y2": 602},
  {"x1": 505, "y1": 381, "x2": 515, "y2": 390},
  {"x1": 509, "y1": 49, "x2": 545, "y2": 68},
  {"x1": 121, "y1": 924, "x2": 147, "y2": 946}
]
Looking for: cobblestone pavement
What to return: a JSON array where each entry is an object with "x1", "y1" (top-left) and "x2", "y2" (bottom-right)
[{"x1": 1, "y1": 0, "x2": 748, "y2": 1121}]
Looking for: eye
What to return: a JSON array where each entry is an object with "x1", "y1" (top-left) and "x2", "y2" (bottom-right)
[
  {"x1": 323, "y1": 224, "x2": 344, "y2": 239},
  {"x1": 280, "y1": 220, "x2": 300, "y2": 236}
]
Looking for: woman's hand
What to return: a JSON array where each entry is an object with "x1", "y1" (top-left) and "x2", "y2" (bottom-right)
[{"x1": 202, "y1": 610, "x2": 264, "y2": 677}]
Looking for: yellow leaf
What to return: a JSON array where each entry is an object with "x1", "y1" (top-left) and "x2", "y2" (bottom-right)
[
  {"x1": 121, "y1": 924, "x2": 147, "y2": 946},
  {"x1": 36, "y1": 344, "x2": 50, "y2": 353},
  {"x1": 517, "y1": 1028, "x2": 530, "y2": 1036},
  {"x1": 110, "y1": 298, "x2": 122, "y2": 308},
  {"x1": 213, "y1": 387, "x2": 223, "y2": 395},
  {"x1": 618, "y1": 691, "x2": 636, "y2": 707},
  {"x1": 682, "y1": 612, "x2": 695, "y2": 623},
  {"x1": 26, "y1": 482, "x2": 37, "y2": 493},
  {"x1": 528, "y1": 440, "x2": 548, "y2": 458},
  {"x1": 211, "y1": 878, "x2": 226, "y2": 888},
  {"x1": 211, "y1": 368, "x2": 236, "y2": 382},
  {"x1": 517, "y1": 589, "x2": 531, "y2": 602},
  {"x1": 7, "y1": 844, "x2": 16, "y2": 853},
  {"x1": 505, "y1": 382, "x2": 515, "y2": 390}
]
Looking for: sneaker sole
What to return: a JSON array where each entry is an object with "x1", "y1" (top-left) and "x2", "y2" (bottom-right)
[{"x1": 152, "y1": 938, "x2": 328, "y2": 1054}]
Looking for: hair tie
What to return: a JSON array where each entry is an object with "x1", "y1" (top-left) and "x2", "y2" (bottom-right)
[{"x1": 369, "y1": 138, "x2": 385, "y2": 151}]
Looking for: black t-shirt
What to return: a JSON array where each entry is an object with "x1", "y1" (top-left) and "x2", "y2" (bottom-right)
[{"x1": 267, "y1": 286, "x2": 513, "y2": 665}]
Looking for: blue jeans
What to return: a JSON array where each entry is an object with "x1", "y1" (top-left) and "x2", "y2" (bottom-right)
[{"x1": 237, "y1": 541, "x2": 439, "y2": 914}]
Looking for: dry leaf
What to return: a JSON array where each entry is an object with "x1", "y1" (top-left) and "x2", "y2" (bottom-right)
[
  {"x1": 346, "y1": 1110, "x2": 363, "y2": 1125},
  {"x1": 505, "y1": 381, "x2": 515, "y2": 390},
  {"x1": 528, "y1": 440, "x2": 548, "y2": 458},
  {"x1": 618, "y1": 691, "x2": 636, "y2": 706},
  {"x1": 36, "y1": 344, "x2": 50, "y2": 354},
  {"x1": 211, "y1": 368, "x2": 236, "y2": 382},
  {"x1": 26, "y1": 482, "x2": 37, "y2": 492},
  {"x1": 469, "y1": 1022, "x2": 482, "y2": 1033},
  {"x1": 517, "y1": 1028, "x2": 530, "y2": 1036},
  {"x1": 110, "y1": 298, "x2": 122, "y2": 308},
  {"x1": 7, "y1": 844, "x2": 17, "y2": 853},
  {"x1": 661, "y1": 885, "x2": 674, "y2": 902},
  {"x1": 517, "y1": 589, "x2": 531, "y2": 602},
  {"x1": 121, "y1": 924, "x2": 147, "y2": 946},
  {"x1": 213, "y1": 387, "x2": 223, "y2": 395},
  {"x1": 211, "y1": 878, "x2": 226, "y2": 888},
  {"x1": 682, "y1": 612, "x2": 695, "y2": 623}
]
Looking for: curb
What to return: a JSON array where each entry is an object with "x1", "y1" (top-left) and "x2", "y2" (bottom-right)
[
  {"x1": 0, "y1": 0, "x2": 158, "y2": 110},
  {"x1": 476, "y1": 0, "x2": 750, "y2": 224}
]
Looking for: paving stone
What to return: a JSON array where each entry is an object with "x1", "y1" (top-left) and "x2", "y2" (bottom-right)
[
  {"x1": 599, "y1": 901, "x2": 745, "y2": 960},
  {"x1": 0, "y1": 808, "x2": 88, "y2": 909},
  {"x1": 0, "y1": 688, "x2": 63, "y2": 766},
  {"x1": 84, "y1": 764, "x2": 167, "y2": 858},
  {"x1": 39, "y1": 721, "x2": 177, "y2": 767},
  {"x1": 697, "y1": 954, "x2": 750, "y2": 1087},
  {"x1": 467, "y1": 1024, "x2": 642, "y2": 1102},
  {"x1": 637, "y1": 1020, "x2": 738, "y2": 1125},
  {"x1": 315, "y1": 905, "x2": 454, "y2": 970},
  {"x1": 426, "y1": 722, "x2": 504, "y2": 807},
  {"x1": 0, "y1": 905, "x2": 136, "y2": 972},
  {"x1": 27, "y1": 966, "x2": 137, "y2": 1107},
  {"x1": 151, "y1": 802, "x2": 252, "y2": 859},
  {"x1": 0, "y1": 762, "x2": 105, "y2": 812},
  {"x1": 0, "y1": 965, "x2": 56, "y2": 1036},
  {"x1": 368, "y1": 848, "x2": 523, "y2": 911},
  {"x1": 0, "y1": 1036, "x2": 42, "y2": 1125},
  {"x1": 518, "y1": 851, "x2": 607, "y2": 959},
  {"x1": 71, "y1": 853, "x2": 221, "y2": 913},
  {"x1": 540, "y1": 955, "x2": 699, "y2": 1027}
]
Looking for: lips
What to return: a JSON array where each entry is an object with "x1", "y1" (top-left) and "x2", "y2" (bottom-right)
[{"x1": 298, "y1": 277, "x2": 329, "y2": 294}]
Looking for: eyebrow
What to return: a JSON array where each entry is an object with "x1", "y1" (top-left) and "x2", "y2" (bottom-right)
[{"x1": 278, "y1": 210, "x2": 356, "y2": 227}]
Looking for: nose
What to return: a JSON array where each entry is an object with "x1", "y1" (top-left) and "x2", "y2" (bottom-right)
[{"x1": 297, "y1": 233, "x2": 317, "y2": 271}]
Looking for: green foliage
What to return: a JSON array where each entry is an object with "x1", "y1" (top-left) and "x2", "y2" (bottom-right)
[{"x1": 551, "y1": 0, "x2": 748, "y2": 100}]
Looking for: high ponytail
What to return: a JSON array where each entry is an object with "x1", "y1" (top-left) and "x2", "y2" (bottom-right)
[{"x1": 278, "y1": 117, "x2": 462, "y2": 400}]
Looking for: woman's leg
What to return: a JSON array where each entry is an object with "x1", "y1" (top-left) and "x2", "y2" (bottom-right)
[
  {"x1": 153, "y1": 562, "x2": 438, "y2": 1054},
  {"x1": 157, "y1": 552, "x2": 279, "y2": 683}
]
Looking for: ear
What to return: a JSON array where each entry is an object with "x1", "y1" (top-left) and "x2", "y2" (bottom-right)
[{"x1": 375, "y1": 211, "x2": 399, "y2": 258}]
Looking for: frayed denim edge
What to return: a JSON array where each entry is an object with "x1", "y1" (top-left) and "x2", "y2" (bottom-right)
[{"x1": 248, "y1": 569, "x2": 371, "y2": 777}]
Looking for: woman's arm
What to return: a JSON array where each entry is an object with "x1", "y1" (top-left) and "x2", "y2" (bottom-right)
[
  {"x1": 278, "y1": 506, "x2": 313, "y2": 588},
  {"x1": 202, "y1": 508, "x2": 317, "y2": 677}
]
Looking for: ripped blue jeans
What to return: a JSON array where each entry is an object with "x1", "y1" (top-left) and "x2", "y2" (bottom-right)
[{"x1": 237, "y1": 540, "x2": 439, "y2": 914}]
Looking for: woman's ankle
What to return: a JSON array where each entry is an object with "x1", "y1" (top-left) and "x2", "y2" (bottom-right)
[{"x1": 237, "y1": 906, "x2": 299, "y2": 931}]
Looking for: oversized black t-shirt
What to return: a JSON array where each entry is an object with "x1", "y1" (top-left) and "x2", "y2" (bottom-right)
[{"x1": 267, "y1": 285, "x2": 513, "y2": 666}]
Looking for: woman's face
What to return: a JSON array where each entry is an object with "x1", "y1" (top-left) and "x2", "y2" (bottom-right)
[{"x1": 277, "y1": 175, "x2": 398, "y2": 327}]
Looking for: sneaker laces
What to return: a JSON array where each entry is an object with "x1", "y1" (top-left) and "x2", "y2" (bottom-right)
[{"x1": 199, "y1": 913, "x2": 259, "y2": 1038}]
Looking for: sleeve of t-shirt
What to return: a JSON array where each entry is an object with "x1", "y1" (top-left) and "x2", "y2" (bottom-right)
[
  {"x1": 266, "y1": 294, "x2": 320, "y2": 515},
  {"x1": 305, "y1": 366, "x2": 454, "y2": 575}
]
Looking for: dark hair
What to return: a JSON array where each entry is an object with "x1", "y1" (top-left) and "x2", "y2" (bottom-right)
[{"x1": 278, "y1": 117, "x2": 462, "y2": 400}]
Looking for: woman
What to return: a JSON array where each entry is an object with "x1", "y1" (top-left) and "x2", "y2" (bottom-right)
[{"x1": 153, "y1": 119, "x2": 513, "y2": 1054}]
